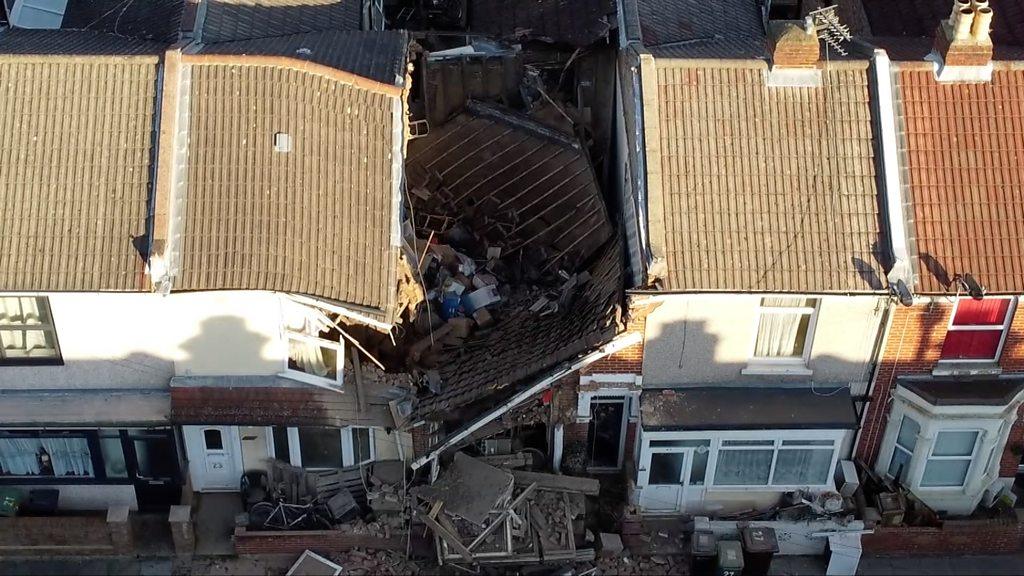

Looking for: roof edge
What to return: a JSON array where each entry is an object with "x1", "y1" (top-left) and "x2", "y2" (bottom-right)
[{"x1": 181, "y1": 52, "x2": 405, "y2": 96}]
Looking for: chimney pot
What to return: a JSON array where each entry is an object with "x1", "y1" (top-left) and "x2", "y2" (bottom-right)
[
  {"x1": 950, "y1": 0, "x2": 971, "y2": 23},
  {"x1": 971, "y1": 7, "x2": 993, "y2": 42},
  {"x1": 953, "y1": 8, "x2": 975, "y2": 41}
]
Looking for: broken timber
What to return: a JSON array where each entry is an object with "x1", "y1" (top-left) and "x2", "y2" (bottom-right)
[{"x1": 509, "y1": 470, "x2": 599, "y2": 496}]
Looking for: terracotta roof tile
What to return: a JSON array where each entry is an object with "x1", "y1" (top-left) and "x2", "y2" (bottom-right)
[
  {"x1": 653, "y1": 61, "x2": 888, "y2": 292},
  {"x1": 898, "y1": 67, "x2": 1024, "y2": 294},
  {"x1": 0, "y1": 48, "x2": 158, "y2": 291}
]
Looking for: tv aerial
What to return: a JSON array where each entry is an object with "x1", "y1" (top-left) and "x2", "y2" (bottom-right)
[{"x1": 806, "y1": 6, "x2": 853, "y2": 55}]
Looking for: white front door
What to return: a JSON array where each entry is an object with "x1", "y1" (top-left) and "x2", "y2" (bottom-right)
[
  {"x1": 639, "y1": 447, "x2": 690, "y2": 513},
  {"x1": 183, "y1": 426, "x2": 242, "y2": 492}
]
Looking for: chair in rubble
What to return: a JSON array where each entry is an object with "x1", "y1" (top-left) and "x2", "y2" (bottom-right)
[{"x1": 240, "y1": 469, "x2": 270, "y2": 510}]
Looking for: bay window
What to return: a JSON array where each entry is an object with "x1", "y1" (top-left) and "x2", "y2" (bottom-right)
[
  {"x1": 920, "y1": 430, "x2": 979, "y2": 488},
  {"x1": 940, "y1": 298, "x2": 1014, "y2": 362},
  {"x1": 886, "y1": 416, "x2": 919, "y2": 482}
]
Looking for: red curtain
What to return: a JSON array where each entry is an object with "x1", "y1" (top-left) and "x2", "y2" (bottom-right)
[
  {"x1": 940, "y1": 330, "x2": 1004, "y2": 360},
  {"x1": 951, "y1": 299, "x2": 1011, "y2": 327}
]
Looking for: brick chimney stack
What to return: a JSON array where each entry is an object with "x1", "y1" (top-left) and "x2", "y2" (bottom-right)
[
  {"x1": 934, "y1": 0, "x2": 994, "y2": 68},
  {"x1": 769, "y1": 18, "x2": 820, "y2": 68}
]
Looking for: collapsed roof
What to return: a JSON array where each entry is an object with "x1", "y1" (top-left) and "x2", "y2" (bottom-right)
[
  {"x1": 403, "y1": 102, "x2": 620, "y2": 419},
  {"x1": 466, "y1": 0, "x2": 615, "y2": 47}
]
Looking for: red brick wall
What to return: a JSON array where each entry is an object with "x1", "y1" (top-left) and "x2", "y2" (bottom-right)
[
  {"x1": 861, "y1": 515, "x2": 1024, "y2": 556},
  {"x1": 857, "y1": 299, "x2": 1024, "y2": 474},
  {"x1": 582, "y1": 303, "x2": 656, "y2": 376},
  {"x1": 234, "y1": 528, "x2": 405, "y2": 556}
]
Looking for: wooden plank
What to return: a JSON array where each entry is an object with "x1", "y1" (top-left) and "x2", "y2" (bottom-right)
[
  {"x1": 468, "y1": 483, "x2": 537, "y2": 552},
  {"x1": 509, "y1": 470, "x2": 599, "y2": 495},
  {"x1": 419, "y1": 508, "x2": 475, "y2": 563},
  {"x1": 351, "y1": 345, "x2": 367, "y2": 413}
]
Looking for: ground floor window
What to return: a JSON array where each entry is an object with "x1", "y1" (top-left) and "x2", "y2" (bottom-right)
[
  {"x1": 713, "y1": 438, "x2": 835, "y2": 488},
  {"x1": 0, "y1": 435, "x2": 93, "y2": 478},
  {"x1": 269, "y1": 426, "x2": 375, "y2": 468},
  {"x1": 0, "y1": 428, "x2": 179, "y2": 484}
]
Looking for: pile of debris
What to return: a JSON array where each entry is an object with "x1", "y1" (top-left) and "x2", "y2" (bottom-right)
[
  {"x1": 404, "y1": 220, "x2": 595, "y2": 384},
  {"x1": 328, "y1": 548, "x2": 422, "y2": 576},
  {"x1": 411, "y1": 453, "x2": 599, "y2": 565}
]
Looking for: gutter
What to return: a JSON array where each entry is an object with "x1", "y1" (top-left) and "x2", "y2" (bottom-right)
[{"x1": 410, "y1": 331, "x2": 644, "y2": 470}]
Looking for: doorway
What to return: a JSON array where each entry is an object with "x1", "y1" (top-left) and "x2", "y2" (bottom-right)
[
  {"x1": 639, "y1": 447, "x2": 690, "y2": 512},
  {"x1": 638, "y1": 439, "x2": 710, "y2": 513},
  {"x1": 587, "y1": 397, "x2": 628, "y2": 469},
  {"x1": 183, "y1": 426, "x2": 243, "y2": 492}
]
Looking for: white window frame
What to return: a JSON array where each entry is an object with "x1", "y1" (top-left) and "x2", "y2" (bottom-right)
[
  {"x1": 938, "y1": 296, "x2": 1016, "y2": 364},
  {"x1": 885, "y1": 415, "x2": 919, "y2": 482},
  {"x1": 638, "y1": 429, "x2": 843, "y2": 492},
  {"x1": 267, "y1": 426, "x2": 375, "y2": 468},
  {"x1": 710, "y1": 437, "x2": 839, "y2": 489},
  {"x1": 281, "y1": 331, "x2": 345, "y2": 389},
  {"x1": 744, "y1": 297, "x2": 819, "y2": 374},
  {"x1": 874, "y1": 385, "x2": 1021, "y2": 502},
  {"x1": 0, "y1": 295, "x2": 62, "y2": 364},
  {"x1": 918, "y1": 429, "x2": 981, "y2": 489}
]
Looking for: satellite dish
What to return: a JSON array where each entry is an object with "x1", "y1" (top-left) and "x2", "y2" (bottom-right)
[
  {"x1": 962, "y1": 273, "x2": 985, "y2": 300},
  {"x1": 891, "y1": 279, "x2": 913, "y2": 307}
]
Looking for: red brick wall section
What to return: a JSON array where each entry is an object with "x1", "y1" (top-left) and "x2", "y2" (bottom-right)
[
  {"x1": 861, "y1": 515, "x2": 1024, "y2": 556},
  {"x1": 857, "y1": 302, "x2": 953, "y2": 464},
  {"x1": 582, "y1": 302, "x2": 656, "y2": 376},
  {"x1": 858, "y1": 299, "x2": 1024, "y2": 474},
  {"x1": 998, "y1": 306, "x2": 1024, "y2": 476},
  {"x1": 234, "y1": 528, "x2": 405, "y2": 556}
]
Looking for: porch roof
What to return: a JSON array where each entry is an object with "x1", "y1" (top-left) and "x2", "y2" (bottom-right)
[
  {"x1": 898, "y1": 377, "x2": 1024, "y2": 407},
  {"x1": 640, "y1": 387, "x2": 857, "y2": 431}
]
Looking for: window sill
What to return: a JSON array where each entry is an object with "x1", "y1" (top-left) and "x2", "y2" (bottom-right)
[
  {"x1": 931, "y1": 363, "x2": 1002, "y2": 377},
  {"x1": 279, "y1": 371, "x2": 344, "y2": 390},
  {"x1": 742, "y1": 364, "x2": 813, "y2": 377}
]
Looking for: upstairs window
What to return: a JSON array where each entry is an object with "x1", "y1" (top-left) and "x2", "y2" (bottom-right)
[
  {"x1": 283, "y1": 317, "x2": 344, "y2": 389},
  {"x1": 940, "y1": 298, "x2": 1014, "y2": 362},
  {"x1": 751, "y1": 297, "x2": 818, "y2": 363},
  {"x1": 0, "y1": 296, "x2": 61, "y2": 366}
]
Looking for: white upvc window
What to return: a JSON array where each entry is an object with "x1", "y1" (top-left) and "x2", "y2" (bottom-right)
[
  {"x1": 0, "y1": 296, "x2": 61, "y2": 365},
  {"x1": 282, "y1": 317, "x2": 344, "y2": 389},
  {"x1": 875, "y1": 385, "x2": 1021, "y2": 509},
  {"x1": 939, "y1": 297, "x2": 1016, "y2": 363},
  {"x1": 745, "y1": 297, "x2": 819, "y2": 373},
  {"x1": 268, "y1": 426, "x2": 375, "y2": 469},
  {"x1": 886, "y1": 415, "x2": 920, "y2": 482},
  {"x1": 920, "y1": 430, "x2": 980, "y2": 488},
  {"x1": 711, "y1": 437, "x2": 837, "y2": 488}
]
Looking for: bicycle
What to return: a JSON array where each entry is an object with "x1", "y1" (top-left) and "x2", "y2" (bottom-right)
[{"x1": 249, "y1": 500, "x2": 333, "y2": 531}]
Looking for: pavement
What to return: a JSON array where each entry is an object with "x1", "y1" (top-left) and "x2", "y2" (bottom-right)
[{"x1": 4, "y1": 553, "x2": 1024, "y2": 575}]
